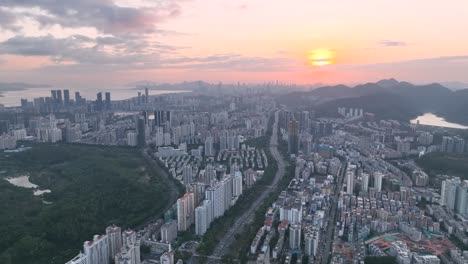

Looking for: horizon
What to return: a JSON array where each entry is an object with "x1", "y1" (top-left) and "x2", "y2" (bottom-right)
[{"x1": 0, "y1": 1, "x2": 467, "y2": 88}]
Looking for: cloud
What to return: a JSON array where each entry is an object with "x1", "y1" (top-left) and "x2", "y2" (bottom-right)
[
  {"x1": 378, "y1": 40, "x2": 407, "y2": 47},
  {"x1": 0, "y1": 0, "x2": 185, "y2": 36},
  {"x1": 0, "y1": 34, "x2": 187, "y2": 65}
]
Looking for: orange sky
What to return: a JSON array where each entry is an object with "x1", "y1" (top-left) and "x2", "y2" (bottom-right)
[{"x1": 0, "y1": 0, "x2": 468, "y2": 87}]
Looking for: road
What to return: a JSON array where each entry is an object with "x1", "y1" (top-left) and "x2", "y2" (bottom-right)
[
  {"x1": 317, "y1": 160, "x2": 347, "y2": 264},
  {"x1": 208, "y1": 110, "x2": 286, "y2": 260}
]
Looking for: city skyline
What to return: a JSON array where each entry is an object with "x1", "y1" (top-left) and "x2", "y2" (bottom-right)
[{"x1": 0, "y1": 0, "x2": 468, "y2": 88}]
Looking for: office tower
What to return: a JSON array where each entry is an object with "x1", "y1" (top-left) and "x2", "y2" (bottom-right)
[
  {"x1": 440, "y1": 178, "x2": 461, "y2": 210},
  {"x1": 137, "y1": 116, "x2": 146, "y2": 146},
  {"x1": 51, "y1": 90, "x2": 57, "y2": 102},
  {"x1": 161, "y1": 220, "x2": 178, "y2": 244},
  {"x1": 75, "y1": 92, "x2": 82, "y2": 105},
  {"x1": 205, "y1": 136, "x2": 214, "y2": 156},
  {"x1": 105, "y1": 92, "x2": 111, "y2": 111},
  {"x1": 145, "y1": 87, "x2": 149, "y2": 103},
  {"x1": 288, "y1": 119, "x2": 299, "y2": 154},
  {"x1": 65, "y1": 253, "x2": 88, "y2": 264},
  {"x1": 374, "y1": 172, "x2": 383, "y2": 192},
  {"x1": 137, "y1": 92, "x2": 142, "y2": 105},
  {"x1": 456, "y1": 181, "x2": 468, "y2": 215},
  {"x1": 106, "y1": 225, "x2": 122, "y2": 260},
  {"x1": 206, "y1": 182, "x2": 225, "y2": 218},
  {"x1": 300, "y1": 111, "x2": 310, "y2": 132},
  {"x1": 177, "y1": 192, "x2": 195, "y2": 231},
  {"x1": 361, "y1": 173, "x2": 369, "y2": 192},
  {"x1": 232, "y1": 171, "x2": 243, "y2": 197},
  {"x1": 20, "y1": 98, "x2": 28, "y2": 109},
  {"x1": 96, "y1": 92, "x2": 103, "y2": 111},
  {"x1": 83, "y1": 234, "x2": 110, "y2": 264},
  {"x1": 289, "y1": 224, "x2": 302, "y2": 249},
  {"x1": 195, "y1": 200, "x2": 213, "y2": 236},
  {"x1": 57, "y1": 90, "x2": 63, "y2": 105},
  {"x1": 442, "y1": 136, "x2": 455, "y2": 153},
  {"x1": 64, "y1": 89, "x2": 70, "y2": 107},
  {"x1": 346, "y1": 172, "x2": 354, "y2": 195},
  {"x1": 183, "y1": 164, "x2": 193, "y2": 185}
]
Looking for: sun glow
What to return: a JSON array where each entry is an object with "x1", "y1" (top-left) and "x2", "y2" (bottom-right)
[{"x1": 308, "y1": 49, "x2": 335, "y2": 67}]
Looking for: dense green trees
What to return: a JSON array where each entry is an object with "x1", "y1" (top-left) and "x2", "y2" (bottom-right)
[
  {"x1": 417, "y1": 152, "x2": 468, "y2": 179},
  {"x1": 0, "y1": 143, "x2": 171, "y2": 264}
]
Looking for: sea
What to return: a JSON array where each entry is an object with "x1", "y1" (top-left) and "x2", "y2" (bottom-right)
[{"x1": 0, "y1": 86, "x2": 189, "y2": 107}]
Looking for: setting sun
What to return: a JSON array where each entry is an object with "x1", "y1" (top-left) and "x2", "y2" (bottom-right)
[{"x1": 308, "y1": 49, "x2": 336, "y2": 67}]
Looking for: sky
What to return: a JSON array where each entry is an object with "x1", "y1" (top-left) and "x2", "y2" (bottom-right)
[{"x1": 0, "y1": 0, "x2": 468, "y2": 88}]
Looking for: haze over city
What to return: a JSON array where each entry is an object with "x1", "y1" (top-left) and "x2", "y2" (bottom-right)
[{"x1": 0, "y1": 0, "x2": 468, "y2": 88}]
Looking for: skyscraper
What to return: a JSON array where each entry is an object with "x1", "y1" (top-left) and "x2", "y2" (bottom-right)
[
  {"x1": 205, "y1": 136, "x2": 214, "y2": 156},
  {"x1": 96, "y1": 92, "x2": 103, "y2": 112},
  {"x1": 361, "y1": 173, "x2": 369, "y2": 192},
  {"x1": 57, "y1": 90, "x2": 63, "y2": 105},
  {"x1": 195, "y1": 200, "x2": 213, "y2": 236},
  {"x1": 137, "y1": 116, "x2": 146, "y2": 147},
  {"x1": 177, "y1": 192, "x2": 195, "y2": 231},
  {"x1": 145, "y1": 87, "x2": 149, "y2": 103},
  {"x1": 106, "y1": 225, "x2": 122, "y2": 260},
  {"x1": 183, "y1": 164, "x2": 193, "y2": 185},
  {"x1": 288, "y1": 119, "x2": 299, "y2": 155},
  {"x1": 300, "y1": 110, "x2": 310, "y2": 132},
  {"x1": 83, "y1": 234, "x2": 110, "y2": 264},
  {"x1": 374, "y1": 172, "x2": 383, "y2": 192},
  {"x1": 289, "y1": 224, "x2": 302, "y2": 249},
  {"x1": 105, "y1": 92, "x2": 111, "y2": 111},
  {"x1": 64, "y1": 89, "x2": 70, "y2": 107},
  {"x1": 440, "y1": 178, "x2": 460, "y2": 210},
  {"x1": 75, "y1": 92, "x2": 82, "y2": 105},
  {"x1": 346, "y1": 172, "x2": 354, "y2": 195}
]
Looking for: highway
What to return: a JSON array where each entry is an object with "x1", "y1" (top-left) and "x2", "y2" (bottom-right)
[{"x1": 208, "y1": 110, "x2": 287, "y2": 261}]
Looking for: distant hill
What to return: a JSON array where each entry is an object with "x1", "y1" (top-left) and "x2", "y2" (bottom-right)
[
  {"x1": 278, "y1": 79, "x2": 468, "y2": 125},
  {"x1": 0, "y1": 82, "x2": 50, "y2": 92}
]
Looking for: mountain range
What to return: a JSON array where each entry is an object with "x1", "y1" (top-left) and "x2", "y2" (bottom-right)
[{"x1": 278, "y1": 79, "x2": 468, "y2": 125}]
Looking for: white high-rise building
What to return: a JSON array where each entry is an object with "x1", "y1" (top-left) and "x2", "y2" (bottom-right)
[
  {"x1": 177, "y1": 192, "x2": 195, "y2": 231},
  {"x1": 83, "y1": 235, "x2": 110, "y2": 264},
  {"x1": 289, "y1": 225, "x2": 302, "y2": 249},
  {"x1": 374, "y1": 172, "x2": 383, "y2": 192},
  {"x1": 361, "y1": 173, "x2": 369, "y2": 192},
  {"x1": 127, "y1": 132, "x2": 138, "y2": 147},
  {"x1": 456, "y1": 181, "x2": 468, "y2": 215},
  {"x1": 183, "y1": 164, "x2": 193, "y2": 185},
  {"x1": 206, "y1": 181, "x2": 225, "y2": 218},
  {"x1": 232, "y1": 171, "x2": 243, "y2": 198},
  {"x1": 195, "y1": 200, "x2": 213, "y2": 236},
  {"x1": 161, "y1": 220, "x2": 178, "y2": 244},
  {"x1": 222, "y1": 175, "x2": 234, "y2": 210},
  {"x1": 205, "y1": 136, "x2": 214, "y2": 156},
  {"x1": 440, "y1": 178, "x2": 461, "y2": 210},
  {"x1": 106, "y1": 225, "x2": 122, "y2": 260},
  {"x1": 346, "y1": 172, "x2": 354, "y2": 195}
]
